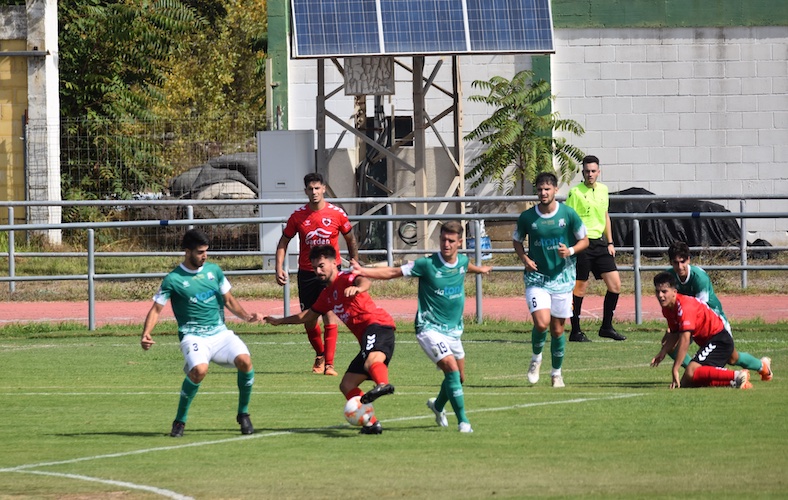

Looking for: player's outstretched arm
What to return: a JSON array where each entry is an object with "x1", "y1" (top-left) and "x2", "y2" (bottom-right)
[
  {"x1": 224, "y1": 291, "x2": 262, "y2": 322},
  {"x1": 265, "y1": 308, "x2": 320, "y2": 327},
  {"x1": 468, "y1": 263, "x2": 492, "y2": 275},
  {"x1": 140, "y1": 302, "x2": 164, "y2": 350},
  {"x1": 350, "y1": 259, "x2": 403, "y2": 280},
  {"x1": 651, "y1": 331, "x2": 679, "y2": 367}
]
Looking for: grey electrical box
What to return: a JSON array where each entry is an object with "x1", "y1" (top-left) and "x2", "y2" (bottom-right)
[{"x1": 257, "y1": 130, "x2": 315, "y2": 269}]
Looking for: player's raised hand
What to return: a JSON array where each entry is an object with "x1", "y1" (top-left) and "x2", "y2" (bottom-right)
[{"x1": 344, "y1": 286, "x2": 361, "y2": 297}]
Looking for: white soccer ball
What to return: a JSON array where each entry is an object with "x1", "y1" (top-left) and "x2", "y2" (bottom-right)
[{"x1": 343, "y1": 396, "x2": 375, "y2": 426}]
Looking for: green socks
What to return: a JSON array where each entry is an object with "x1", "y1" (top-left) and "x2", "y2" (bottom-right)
[
  {"x1": 734, "y1": 352, "x2": 762, "y2": 371},
  {"x1": 532, "y1": 327, "x2": 548, "y2": 355},
  {"x1": 237, "y1": 369, "x2": 255, "y2": 415},
  {"x1": 175, "y1": 377, "x2": 201, "y2": 423},
  {"x1": 551, "y1": 333, "x2": 566, "y2": 370},
  {"x1": 434, "y1": 370, "x2": 468, "y2": 424}
]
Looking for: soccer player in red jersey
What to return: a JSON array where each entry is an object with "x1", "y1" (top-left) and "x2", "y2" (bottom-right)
[
  {"x1": 275, "y1": 173, "x2": 358, "y2": 377},
  {"x1": 266, "y1": 245, "x2": 395, "y2": 434},
  {"x1": 650, "y1": 271, "x2": 752, "y2": 389}
]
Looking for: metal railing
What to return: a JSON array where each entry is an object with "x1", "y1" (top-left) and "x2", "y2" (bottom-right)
[{"x1": 1, "y1": 196, "x2": 786, "y2": 329}]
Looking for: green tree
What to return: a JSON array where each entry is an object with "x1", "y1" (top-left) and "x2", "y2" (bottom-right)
[{"x1": 464, "y1": 70, "x2": 585, "y2": 195}]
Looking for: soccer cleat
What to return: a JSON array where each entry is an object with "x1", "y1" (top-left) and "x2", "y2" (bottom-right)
[
  {"x1": 170, "y1": 420, "x2": 185, "y2": 438},
  {"x1": 568, "y1": 331, "x2": 592, "y2": 342},
  {"x1": 237, "y1": 413, "x2": 254, "y2": 435},
  {"x1": 360, "y1": 383, "x2": 395, "y2": 404},
  {"x1": 759, "y1": 357, "x2": 773, "y2": 382},
  {"x1": 427, "y1": 398, "x2": 448, "y2": 427},
  {"x1": 599, "y1": 327, "x2": 627, "y2": 341},
  {"x1": 551, "y1": 374, "x2": 565, "y2": 388},
  {"x1": 312, "y1": 355, "x2": 325, "y2": 374},
  {"x1": 458, "y1": 422, "x2": 473, "y2": 433},
  {"x1": 324, "y1": 364, "x2": 338, "y2": 376},
  {"x1": 359, "y1": 421, "x2": 383, "y2": 435},
  {"x1": 526, "y1": 359, "x2": 541, "y2": 384},
  {"x1": 733, "y1": 370, "x2": 752, "y2": 389}
]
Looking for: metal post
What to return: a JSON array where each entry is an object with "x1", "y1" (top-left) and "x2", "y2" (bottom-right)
[
  {"x1": 187, "y1": 205, "x2": 194, "y2": 230},
  {"x1": 386, "y1": 204, "x2": 394, "y2": 266},
  {"x1": 740, "y1": 199, "x2": 747, "y2": 289},
  {"x1": 8, "y1": 207, "x2": 15, "y2": 293},
  {"x1": 473, "y1": 220, "x2": 483, "y2": 324},
  {"x1": 283, "y1": 224, "x2": 291, "y2": 316},
  {"x1": 633, "y1": 219, "x2": 642, "y2": 324},
  {"x1": 88, "y1": 229, "x2": 96, "y2": 331}
]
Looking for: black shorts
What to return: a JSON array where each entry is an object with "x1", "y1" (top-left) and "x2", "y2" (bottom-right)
[
  {"x1": 346, "y1": 324, "x2": 396, "y2": 376},
  {"x1": 297, "y1": 270, "x2": 327, "y2": 311},
  {"x1": 691, "y1": 330, "x2": 734, "y2": 367},
  {"x1": 576, "y1": 238, "x2": 618, "y2": 281}
]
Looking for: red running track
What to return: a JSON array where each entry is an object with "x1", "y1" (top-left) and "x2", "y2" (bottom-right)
[{"x1": 0, "y1": 294, "x2": 785, "y2": 327}]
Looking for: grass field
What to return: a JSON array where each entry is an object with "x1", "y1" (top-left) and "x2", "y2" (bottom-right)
[{"x1": 1, "y1": 320, "x2": 786, "y2": 499}]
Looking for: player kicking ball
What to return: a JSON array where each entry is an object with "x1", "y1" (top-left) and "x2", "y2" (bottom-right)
[
  {"x1": 352, "y1": 221, "x2": 491, "y2": 433},
  {"x1": 265, "y1": 245, "x2": 396, "y2": 434}
]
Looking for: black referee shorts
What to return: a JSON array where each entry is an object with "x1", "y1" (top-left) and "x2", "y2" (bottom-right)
[{"x1": 576, "y1": 238, "x2": 618, "y2": 281}]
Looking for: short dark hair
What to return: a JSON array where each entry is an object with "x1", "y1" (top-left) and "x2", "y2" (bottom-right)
[
  {"x1": 182, "y1": 229, "x2": 210, "y2": 250},
  {"x1": 582, "y1": 155, "x2": 600, "y2": 167},
  {"x1": 668, "y1": 241, "x2": 690, "y2": 262},
  {"x1": 440, "y1": 221, "x2": 464, "y2": 238},
  {"x1": 304, "y1": 173, "x2": 325, "y2": 187},
  {"x1": 309, "y1": 244, "x2": 336, "y2": 262},
  {"x1": 653, "y1": 271, "x2": 677, "y2": 289},
  {"x1": 534, "y1": 172, "x2": 558, "y2": 188}
]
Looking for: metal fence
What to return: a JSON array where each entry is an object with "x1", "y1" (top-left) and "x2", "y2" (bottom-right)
[{"x1": 0, "y1": 195, "x2": 786, "y2": 330}]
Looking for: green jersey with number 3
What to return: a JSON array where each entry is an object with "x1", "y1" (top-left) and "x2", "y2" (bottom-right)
[
  {"x1": 513, "y1": 203, "x2": 587, "y2": 294},
  {"x1": 153, "y1": 262, "x2": 230, "y2": 340},
  {"x1": 402, "y1": 253, "x2": 469, "y2": 339}
]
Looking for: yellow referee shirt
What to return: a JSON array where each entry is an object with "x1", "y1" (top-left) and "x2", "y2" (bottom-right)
[{"x1": 565, "y1": 182, "x2": 608, "y2": 240}]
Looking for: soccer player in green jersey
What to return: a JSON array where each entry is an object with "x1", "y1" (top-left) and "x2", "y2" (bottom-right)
[
  {"x1": 664, "y1": 241, "x2": 772, "y2": 381},
  {"x1": 513, "y1": 172, "x2": 589, "y2": 388},
  {"x1": 351, "y1": 221, "x2": 492, "y2": 433},
  {"x1": 140, "y1": 229, "x2": 263, "y2": 437},
  {"x1": 565, "y1": 155, "x2": 625, "y2": 342}
]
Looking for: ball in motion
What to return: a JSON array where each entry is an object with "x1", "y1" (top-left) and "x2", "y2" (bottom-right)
[{"x1": 343, "y1": 396, "x2": 375, "y2": 426}]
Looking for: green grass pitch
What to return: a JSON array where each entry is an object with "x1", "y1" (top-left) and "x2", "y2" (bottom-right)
[{"x1": 1, "y1": 320, "x2": 786, "y2": 499}]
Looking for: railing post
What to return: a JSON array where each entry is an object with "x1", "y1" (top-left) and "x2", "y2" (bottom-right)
[
  {"x1": 740, "y1": 199, "x2": 747, "y2": 289},
  {"x1": 88, "y1": 228, "x2": 96, "y2": 331},
  {"x1": 633, "y1": 219, "x2": 642, "y2": 325},
  {"x1": 187, "y1": 205, "x2": 194, "y2": 230},
  {"x1": 8, "y1": 207, "x2": 15, "y2": 294},
  {"x1": 386, "y1": 204, "x2": 394, "y2": 267},
  {"x1": 472, "y1": 219, "x2": 483, "y2": 324},
  {"x1": 282, "y1": 224, "x2": 291, "y2": 316}
]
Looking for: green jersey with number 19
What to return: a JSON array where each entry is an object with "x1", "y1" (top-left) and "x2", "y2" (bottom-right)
[
  {"x1": 513, "y1": 202, "x2": 586, "y2": 294},
  {"x1": 153, "y1": 262, "x2": 231, "y2": 340},
  {"x1": 402, "y1": 253, "x2": 469, "y2": 339}
]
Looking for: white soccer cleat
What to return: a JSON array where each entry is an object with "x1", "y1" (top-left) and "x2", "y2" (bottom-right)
[
  {"x1": 733, "y1": 369, "x2": 752, "y2": 389},
  {"x1": 458, "y1": 422, "x2": 473, "y2": 433},
  {"x1": 527, "y1": 359, "x2": 541, "y2": 384},
  {"x1": 551, "y1": 374, "x2": 565, "y2": 388},
  {"x1": 427, "y1": 398, "x2": 448, "y2": 427}
]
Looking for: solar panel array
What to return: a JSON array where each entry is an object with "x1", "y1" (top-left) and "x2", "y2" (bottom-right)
[{"x1": 291, "y1": 0, "x2": 554, "y2": 58}]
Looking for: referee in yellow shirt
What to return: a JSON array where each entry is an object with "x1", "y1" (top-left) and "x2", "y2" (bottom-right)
[{"x1": 564, "y1": 155, "x2": 626, "y2": 342}]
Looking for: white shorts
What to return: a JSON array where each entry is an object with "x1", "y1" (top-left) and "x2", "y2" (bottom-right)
[
  {"x1": 416, "y1": 330, "x2": 465, "y2": 364},
  {"x1": 180, "y1": 329, "x2": 250, "y2": 372},
  {"x1": 525, "y1": 287, "x2": 573, "y2": 318}
]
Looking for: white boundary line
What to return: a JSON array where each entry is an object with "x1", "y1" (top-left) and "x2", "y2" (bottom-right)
[{"x1": 14, "y1": 470, "x2": 194, "y2": 500}]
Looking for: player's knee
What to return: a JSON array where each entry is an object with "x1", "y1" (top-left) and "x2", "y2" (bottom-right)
[
  {"x1": 234, "y1": 354, "x2": 253, "y2": 372},
  {"x1": 188, "y1": 364, "x2": 208, "y2": 383}
]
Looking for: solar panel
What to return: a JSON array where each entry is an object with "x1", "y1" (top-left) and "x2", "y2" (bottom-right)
[{"x1": 291, "y1": 0, "x2": 554, "y2": 58}]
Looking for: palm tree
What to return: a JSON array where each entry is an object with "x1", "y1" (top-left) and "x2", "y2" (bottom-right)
[{"x1": 464, "y1": 70, "x2": 585, "y2": 195}]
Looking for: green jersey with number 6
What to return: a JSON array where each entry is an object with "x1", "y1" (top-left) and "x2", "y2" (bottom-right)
[
  {"x1": 402, "y1": 253, "x2": 469, "y2": 339},
  {"x1": 153, "y1": 262, "x2": 231, "y2": 340},
  {"x1": 513, "y1": 203, "x2": 587, "y2": 294}
]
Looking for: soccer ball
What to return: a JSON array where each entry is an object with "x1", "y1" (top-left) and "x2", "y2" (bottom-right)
[{"x1": 343, "y1": 396, "x2": 375, "y2": 426}]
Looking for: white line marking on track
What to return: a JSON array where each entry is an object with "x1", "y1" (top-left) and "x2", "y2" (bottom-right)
[{"x1": 14, "y1": 470, "x2": 194, "y2": 500}]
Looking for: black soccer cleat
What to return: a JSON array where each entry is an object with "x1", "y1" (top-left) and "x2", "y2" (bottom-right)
[
  {"x1": 170, "y1": 420, "x2": 185, "y2": 438},
  {"x1": 568, "y1": 330, "x2": 592, "y2": 342},
  {"x1": 359, "y1": 421, "x2": 383, "y2": 435},
  {"x1": 360, "y1": 383, "x2": 395, "y2": 404},
  {"x1": 237, "y1": 413, "x2": 254, "y2": 435},
  {"x1": 599, "y1": 327, "x2": 627, "y2": 341}
]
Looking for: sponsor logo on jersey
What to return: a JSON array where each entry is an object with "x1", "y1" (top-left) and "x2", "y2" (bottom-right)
[
  {"x1": 183, "y1": 281, "x2": 190, "y2": 287},
  {"x1": 531, "y1": 222, "x2": 538, "y2": 229},
  {"x1": 303, "y1": 219, "x2": 311, "y2": 226},
  {"x1": 559, "y1": 218, "x2": 566, "y2": 227},
  {"x1": 207, "y1": 272, "x2": 215, "y2": 281},
  {"x1": 306, "y1": 227, "x2": 333, "y2": 246}
]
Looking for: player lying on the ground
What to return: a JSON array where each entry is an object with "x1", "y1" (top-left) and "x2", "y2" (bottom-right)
[{"x1": 650, "y1": 271, "x2": 754, "y2": 389}]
